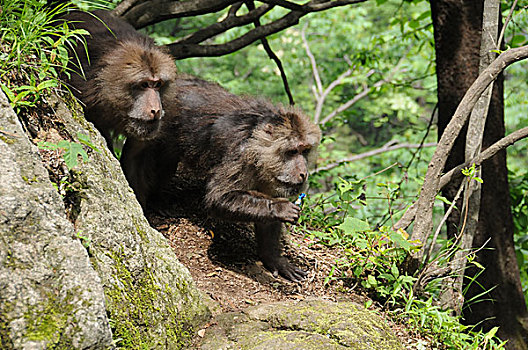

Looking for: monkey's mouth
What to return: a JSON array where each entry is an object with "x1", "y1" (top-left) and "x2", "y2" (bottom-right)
[
  {"x1": 275, "y1": 180, "x2": 305, "y2": 197},
  {"x1": 126, "y1": 119, "x2": 162, "y2": 140}
]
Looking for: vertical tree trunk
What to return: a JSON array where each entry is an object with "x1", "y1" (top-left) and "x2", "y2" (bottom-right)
[
  {"x1": 430, "y1": 0, "x2": 481, "y2": 236},
  {"x1": 430, "y1": 0, "x2": 528, "y2": 348}
]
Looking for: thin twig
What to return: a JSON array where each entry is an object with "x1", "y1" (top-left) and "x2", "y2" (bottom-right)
[
  {"x1": 246, "y1": 1, "x2": 294, "y2": 105},
  {"x1": 319, "y1": 49, "x2": 409, "y2": 125},
  {"x1": 0, "y1": 129, "x2": 20, "y2": 138},
  {"x1": 301, "y1": 23, "x2": 323, "y2": 98},
  {"x1": 315, "y1": 142, "x2": 436, "y2": 172},
  {"x1": 497, "y1": 0, "x2": 518, "y2": 50}
]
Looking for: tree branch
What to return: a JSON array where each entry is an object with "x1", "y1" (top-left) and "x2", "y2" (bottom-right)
[
  {"x1": 247, "y1": 1, "x2": 294, "y2": 105},
  {"x1": 395, "y1": 126, "x2": 528, "y2": 231},
  {"x1": 176, "y1": 4, "x2": 272, "y2": 45},
  {"x1": 407, "y1": 45, "x2": 528, "y2": 254},
  {"x1": 319, "y1": 50, "x2": 407, "y2": 125},
  {"x1": 113, "y1": 0, "x2": 142, "y2": 17},
  {"x1": 315, "y1": 141, "x2": 436, "y2": 172},
  {"x1": 118, "y1": 0, "x2": 240, "y2": 28},
  {"x1": 302, "y1": 23, "x2": 323, "y2": 101},
  {"x1": 168, "y1": 9, "x2": 304, "y2": 58},
  {"x1": 320, "y1": 69, "x2": 379, "y2": 125},
  {"x1": 118, "y1": 0, "x2": 368, "y2": 59},
  {"x1": 440, "y1": 126, "x2": 528, "y2": 189}
]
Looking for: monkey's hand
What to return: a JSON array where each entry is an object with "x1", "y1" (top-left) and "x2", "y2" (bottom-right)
[
  {"x1": 270, "y1": 199, "x2": 300, "y2": 223},
  {"x1": 261, "y1": 255, "x2": 308, "y2": 282}
]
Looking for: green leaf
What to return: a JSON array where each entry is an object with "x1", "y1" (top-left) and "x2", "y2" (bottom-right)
[
  {"x1": 61, "y1": 142, "x2": 88, "y2": 170},
  {"x1": 36, "y1": 79, "x2": 57, "y2": 91},
  {"x1": 0, "y1": 84, "x2": 16, "y2": 102},
  {"x1": 367, "y1": 275, "x2": 378, "y2": 287},
  {"x1": 435, "y1": 194, "x2": 453, "y2": 206},
  {"x1": 388, "y1": 231, "x2": 414, "y2": 251},
  {"x1": 338, "y1": 217, "x2": 370, "y2": 234},
  {"x1": 37, "y1": 141, "x2": 58, "y2": 150},
  {"x1": 391, "y1": 263, "x2": 399, "y2": 278},
  {"x1": 77, "y1": 132, "x2": 100, "y2": 152},
  {"x1": 484, "y1": 326, "x2": 499, "y2": 342},
  {"x1": 511, "y1": 35, "x2": 526, "y2": 47}
]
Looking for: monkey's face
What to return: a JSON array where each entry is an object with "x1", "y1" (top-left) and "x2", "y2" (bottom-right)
[
  {"x1": 123, "y1": 77, "x2": 167, "y2": 139},
  {"x1": 248, "y1": 113, "x2": 321, "y2": 198},
  {"x1": 98, "y1": 41, "x2": 177, "y2": 140}
]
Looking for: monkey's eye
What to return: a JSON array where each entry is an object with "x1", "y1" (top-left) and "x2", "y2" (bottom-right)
[
  {"x1": 153, "y1": 80, "x2": 163, "y2": 89},
  {"x1": 140, "y1": 81, "x2": 150, "y2": 89},
  {"x1": 302, "y1": 149, "x2": 311, "y2": 156},
  {"x1": 286, "y1": 149, "x2": 298, "y2": 157}
]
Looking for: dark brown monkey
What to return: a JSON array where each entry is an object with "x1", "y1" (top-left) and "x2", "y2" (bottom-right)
[
  {"x1": 121, "y1": 77, "x2": 321, "y2": 281},
  {"x1": 61, "y1": 10, "x2": 177, "y2": 150}
]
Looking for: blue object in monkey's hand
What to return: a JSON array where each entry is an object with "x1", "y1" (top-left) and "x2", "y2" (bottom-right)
[{"x1": 294, "y1": 193, "x2": 306, "y2": 207}]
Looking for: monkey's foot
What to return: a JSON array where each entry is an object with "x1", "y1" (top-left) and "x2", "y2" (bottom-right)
[{"x1": 261, "y1": 256, "x2": 307, "y2": 282}]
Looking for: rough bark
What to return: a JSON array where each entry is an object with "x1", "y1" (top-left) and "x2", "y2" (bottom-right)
[
  {"x1": 430, "y1": 0, "x2": 482, "y2": 238},
  {"x1": 464, "y1": 70, "x2": 528, "y2": 349},
  {"x1": 438, "y1": 0, "x2": 500, "y2": 315}
]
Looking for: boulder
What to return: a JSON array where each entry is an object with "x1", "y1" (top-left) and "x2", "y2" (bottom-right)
[
  {"x1": 0, "y1": 92, "x2": 113, "y2": 349},
  {"x1": 199, "y1": 298, "x2": 403, "y2": 350},
  {"x1": 0, "y1": 91, "x2": 210, "y2": 349}
]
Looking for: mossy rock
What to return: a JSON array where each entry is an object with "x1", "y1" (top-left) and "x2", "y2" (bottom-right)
[{"x1": 200, "y1": 299, "x2": 403, "y2": 350}]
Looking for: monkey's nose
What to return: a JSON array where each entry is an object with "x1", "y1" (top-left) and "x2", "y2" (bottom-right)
[{"x1": 150, "y1": 109, "x2": 162, "y2": 121}]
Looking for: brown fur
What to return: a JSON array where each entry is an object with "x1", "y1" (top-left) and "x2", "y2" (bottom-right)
[
  {"x1": 121, "y1": 76, "x2": 321, "y2": 281},
  {"x1": 62, "y1": 10, "x2": 177, "y2": 149}
]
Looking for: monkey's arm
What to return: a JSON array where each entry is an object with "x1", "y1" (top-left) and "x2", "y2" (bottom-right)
[{"x1": 206, "y1": 189, "x2": 300, "y2": 223}]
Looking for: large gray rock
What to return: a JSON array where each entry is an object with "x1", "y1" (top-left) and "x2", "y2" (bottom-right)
[
  {"x1": 0, "y1": 92, "x2": 113, "y2": 348},
  {"x1": 199, "y1": 299, "x2": 404, "y2": 350},
  {"x1": 0, "y1": 91, "x2": 210, "y2": 349},
  {"x1": 50, "y1": 96, "x2": 210, "y2": 348}
]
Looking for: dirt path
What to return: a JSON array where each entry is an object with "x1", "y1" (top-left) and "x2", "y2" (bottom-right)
[{"x1": 149, "y1": 212, "x2": 364, "y2": 312}]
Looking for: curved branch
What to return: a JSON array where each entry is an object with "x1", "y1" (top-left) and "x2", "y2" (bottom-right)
[
  {"x1": 396, "y1": 125, "x2": 528, "y2": 232},
  {"x1": 119, "y1": 0, "x2": 240, "y2": 28},
  {"x1": 132, "y1": 0, "x2": 367, "y2": 59},
  {"x1": 247, "y1": 1, "x2": 294, "y2": 105},
  {"x1": 167, "y1": 9, "x2": 305, "y2": 58},
  {"x1": 408, "y1": 45, "x2": 528, "y2": 246},
  {"x1": 439, "y1": 126, "x2": 528, "y2": 189},
  {"x1": 176, "y1": 4, "x2": 272, "y2": 45},
  {"x1": 315, "y1": 142, "x2": 437, "y2": 172}
]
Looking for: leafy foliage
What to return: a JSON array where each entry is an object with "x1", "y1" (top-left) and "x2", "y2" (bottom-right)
[{"x1": 0, "y1": 0, "x2": 88, "y2": 111}]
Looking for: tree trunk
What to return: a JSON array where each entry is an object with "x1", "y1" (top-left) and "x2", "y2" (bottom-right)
[
  {"x1": 430, "y1": 0, "x2": 481, "y2": 236},
  {"x1": 431, "y1": 0, "x2": 528, "y2": 347}
]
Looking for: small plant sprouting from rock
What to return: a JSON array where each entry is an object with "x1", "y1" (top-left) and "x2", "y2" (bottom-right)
[
  {"x1": 75, "y1": 231, "x2": 91, "y2": 250},
  {"x1": 38, "y1": 132, "x2": 99, "y2": 170}
]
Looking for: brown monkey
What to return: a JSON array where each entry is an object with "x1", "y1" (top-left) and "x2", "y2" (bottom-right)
[
  {"x1": 61, "y1": 10, "x2": 177, "y2": 150},
  {"x1": 121, "y1": 77, "x2": 321, "y2": 281}
]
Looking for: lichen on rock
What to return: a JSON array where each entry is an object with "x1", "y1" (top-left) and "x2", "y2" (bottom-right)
[{"x1": 49, "y1": 94, "x2": 211, "y2": 348}]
